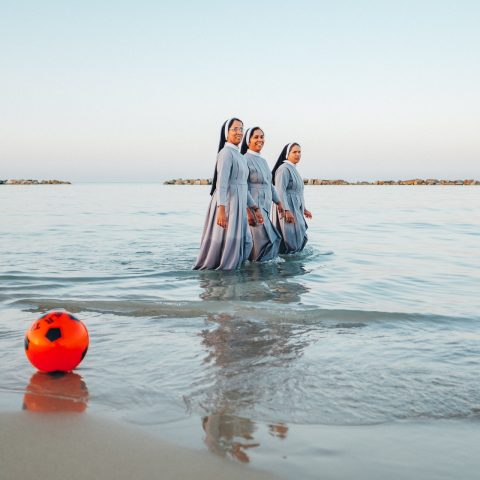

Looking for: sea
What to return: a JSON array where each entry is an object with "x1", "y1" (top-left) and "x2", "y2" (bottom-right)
[{"x1": 1, "y1": 184, "x2": 479, "y2": 479}]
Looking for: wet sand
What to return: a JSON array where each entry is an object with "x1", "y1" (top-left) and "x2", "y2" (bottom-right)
[{"x1": 0, "y1": 412, "x2": 277, "y2": 480}]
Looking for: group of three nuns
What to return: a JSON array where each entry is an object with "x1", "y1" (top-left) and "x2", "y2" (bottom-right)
[{"x1": 193, "y1": 117, "x2": 312, "y2": 271}]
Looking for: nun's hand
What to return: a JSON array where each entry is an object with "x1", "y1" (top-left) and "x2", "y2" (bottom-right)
[
  {"x1": 277, "y1": 202, "x2": 285, "y2": 219},
  {"x1": 304, "y1": 209, "x2": 312, "y2": 219},
  {"x1": 253, "y1": 208, "x2": 264, "y2": 225},
  {"x1": 216, "y1": 206, "x2": 228, "y2": 229},
  {"x1": 247, "y1": 208, "x2": 256, "y2": 226},
  {"x1": 284, "y1": 211, "x2": 295, "y2": 224}
]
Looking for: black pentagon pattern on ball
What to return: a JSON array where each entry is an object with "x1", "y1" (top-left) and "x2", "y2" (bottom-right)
[
  {"x1": 68, "y1": 313, "x2": 80, "y2": 322},
  {"x1": 45, "y1": 327, "x2": 62, "y2": 342},
  {"x1": 81, "y1": 347, "x2": 88, "y2": 361},
  {"x1": 24, "y1": 336, "x2": 30, "y2": 351}
]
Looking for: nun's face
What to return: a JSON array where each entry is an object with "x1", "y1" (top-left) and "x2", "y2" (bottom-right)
[
  {"x1": 248, "y1": 129, "x2": 264, "y2": 153},
  {"x1": 227, "y1": 120, "x2": 244, "y2": 145},
  {"x1": 288, "y1": 145, "x2": 301, "y2": 164}
]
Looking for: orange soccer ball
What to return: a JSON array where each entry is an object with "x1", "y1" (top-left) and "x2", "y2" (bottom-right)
[{"x1": 24, "y1": 311, "x2": 89, "y2": 372}]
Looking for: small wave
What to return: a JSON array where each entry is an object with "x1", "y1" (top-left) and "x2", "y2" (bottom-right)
[
  {"x1": 279, "y1": 245, "x2": 334, "y2": 260},
  {"x1": 11, "y1": 297, "x2": 475, "y2": 324},
  {"x1": 0, "y1": 269, "x2": 194, "y2": 284},
  {"x1": 135, "y1": 210, "x2": 192, "y2": 216}
]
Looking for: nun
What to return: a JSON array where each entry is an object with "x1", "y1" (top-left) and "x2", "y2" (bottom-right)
[
  {"x1": 241, "y1": 127, "x2": 284, "y2": 261},
  {"x1": 194, "y1": 118, "x2": 264, "y2": 270},
  {"x1": 271, "y1": 143, "x2": 312, "y2": 254}
]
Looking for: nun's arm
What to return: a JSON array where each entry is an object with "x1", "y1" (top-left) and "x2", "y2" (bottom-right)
[
  {"x1": 247, "y1": 193, "x2": 264, "y2": 224},
  {"x1": 271, "y1": 183, "x2": 280, "y2": 204},
  {"x1": 246, "y1": 175, "x2": 262, "y2": 222},
  {"x1": 247, "y1": 190, "x2": 256, "y2": 208},
  {"x1": 216, "y1": 149, "x2": 233, "y2": 206},
  {"x1": 276, "y1": 168, "x2": 294, "y2": 212}
]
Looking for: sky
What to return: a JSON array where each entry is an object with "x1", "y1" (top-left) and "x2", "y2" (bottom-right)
[{"x1": 1, "y1": 0, "x2": 479, "y2": 182}]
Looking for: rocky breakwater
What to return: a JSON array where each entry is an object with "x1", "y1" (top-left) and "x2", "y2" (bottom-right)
[
  {"x1": 0, "y1": 179, "x2": 71, "y2": 185},
  {"x1": 303, "y1": 178, "x2": 480, "y2": 185},
  {"x1": 164, "y1": 178, "x2": 479, "y2": 186},
  {"x1": 164, "y1": 178, "x2": 212, "y2": 185}
]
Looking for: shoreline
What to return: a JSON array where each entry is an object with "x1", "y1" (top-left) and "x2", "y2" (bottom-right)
[{"x1": 2, "y1": 409, "x2": 479, "y2": 480}]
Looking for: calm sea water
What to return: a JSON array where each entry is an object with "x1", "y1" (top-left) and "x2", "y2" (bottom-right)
[{"x1": 1, "y1": 184, "x2": 479, "y2": 478}]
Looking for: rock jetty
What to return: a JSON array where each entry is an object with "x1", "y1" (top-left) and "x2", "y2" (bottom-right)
[
  {"x1": 163, "y1": 178, "x2": 212, "y2": 185},
  {"x1": 163, "y1": 178, "x2": 479, "y2": 186},
  {"x1": 303, "y1": 178, "x2": 480, "y2": 185},
  {"x1": 0, "y1": 179, "x2": 71, "y2": 185}
]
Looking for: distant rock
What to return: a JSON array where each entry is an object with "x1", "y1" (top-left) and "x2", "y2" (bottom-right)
[
  {"x1": 398, "y1": 179, "x2": 425, "y2": 185},
  {"x1": 2, "y1": 179, "x2": 71, "y2": 185},
  {"x1": 164, "y1": 178, "x2": 212, "y2": 185}
]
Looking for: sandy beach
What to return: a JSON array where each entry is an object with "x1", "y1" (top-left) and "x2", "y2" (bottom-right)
[
  {"x1": 0, "y1": 412, "x2": 277, "y2": 480},
  {"x1": 2, "y1": 410, "x2": 480, "y2": 480}
]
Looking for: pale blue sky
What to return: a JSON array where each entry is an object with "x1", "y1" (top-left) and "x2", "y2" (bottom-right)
[{"x1": 1, "y1": 1, "x2": 479, "y2": 181}]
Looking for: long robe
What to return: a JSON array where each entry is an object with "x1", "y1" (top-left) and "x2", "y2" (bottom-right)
[
  {"x1": 245, "y1": 151, "x2": 281, "y2": 261},
  {"x1": 194, "y1": 144, "x2": 254, "y2": 270},
  {"x1": 272, "y1": 162, "x2": 308, "y2": 254}
]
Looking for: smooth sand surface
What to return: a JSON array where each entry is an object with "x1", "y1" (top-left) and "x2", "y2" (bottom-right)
[{"x1": 0, "y1": 412, "x2": 278, "y2": 480}]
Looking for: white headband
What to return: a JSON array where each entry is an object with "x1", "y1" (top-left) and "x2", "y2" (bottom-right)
[
  {"x1": 285, "y1": 143, "x2": 293, "y2": 160},
  {"x1": 244, "y1": 128, "x2": 252, "y2": 146},
  {"x1": 224, "y1": 118, "x2": 232, "y2": 140}
]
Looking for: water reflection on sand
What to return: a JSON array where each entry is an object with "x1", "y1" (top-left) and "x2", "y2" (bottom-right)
[
  {"x1": 197, "y1": 257, "x2": 310, "y2": 462},
  {"x1": 200, "y1": 312, "x2": 297, "y2": 463},
  {"x1": 23, "y1": 372, "x2": 89, "y2": 413}
]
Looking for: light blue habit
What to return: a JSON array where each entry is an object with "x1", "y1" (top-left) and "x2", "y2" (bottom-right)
[
  {"x1": 245, "y1": 150, "x2": 281, "y2": 261},
  {"x1": 194, "y1": 143, "x2": 255, "y2": 270},
  {"x1": 272, "y1": 162, "x2": 308, "y2": 254}
]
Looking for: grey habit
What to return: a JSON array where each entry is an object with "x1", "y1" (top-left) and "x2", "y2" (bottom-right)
[
  {"x1": 272, "y1": 161, "x2": 308, "y2": 254},
  {"x1": 194, "y1": 143, "x2": 255, "y2": 270},
  {"x1": 245, "y1": 150, "x2": 281, "y2": 261}
]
